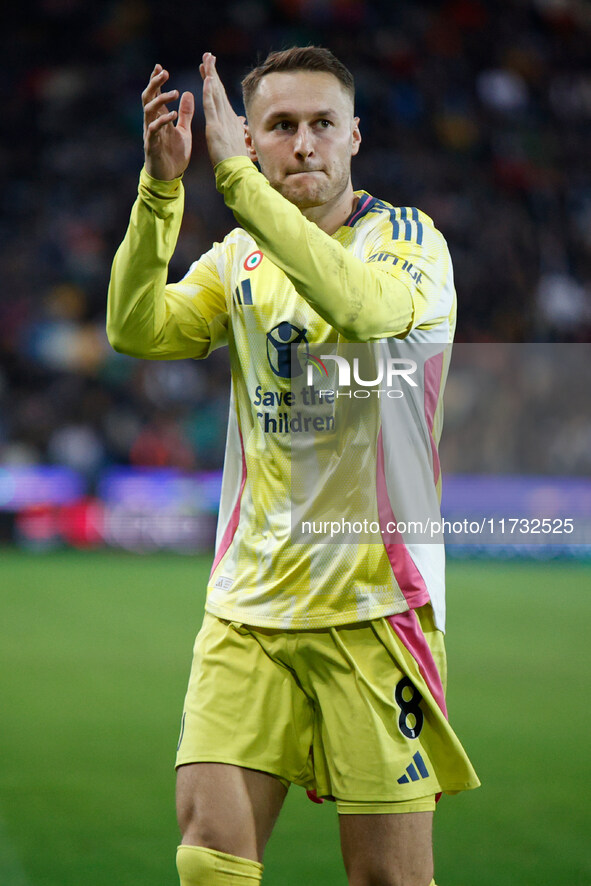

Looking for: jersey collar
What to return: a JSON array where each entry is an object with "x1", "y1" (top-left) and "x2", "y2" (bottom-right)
[{"x1": 343, "y1": 191, "x2": 377, "y2": 228}]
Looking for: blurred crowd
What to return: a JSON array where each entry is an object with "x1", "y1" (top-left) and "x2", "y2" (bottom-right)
[{"x1": 1, "y1": 0, "x2": 590, "y2": 482}]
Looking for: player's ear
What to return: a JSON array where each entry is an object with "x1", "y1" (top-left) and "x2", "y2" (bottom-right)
[
  {"x1": 244, "y1": 124, "x2": 258, "y2": 162},
  {"x1": 351, "y1": 117, "x2": 361, "y2": 157}
]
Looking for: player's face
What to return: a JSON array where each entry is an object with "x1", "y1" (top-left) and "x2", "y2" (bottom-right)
[{"x1": 245, "y1": 71, "x2": 361, "y2": 210}]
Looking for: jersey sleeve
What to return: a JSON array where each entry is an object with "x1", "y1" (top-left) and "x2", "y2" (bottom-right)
[
  {"x1": 107, "y1": 167, "x2": 228, "y2": 360},
  {"x1": 215, "y1": 157, "x2": 453, "y2": 342}
]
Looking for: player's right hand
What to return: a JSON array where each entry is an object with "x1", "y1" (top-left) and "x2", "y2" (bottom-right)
[{"x1": 142, "y1": 64, "x2": 194, "y2": 181}]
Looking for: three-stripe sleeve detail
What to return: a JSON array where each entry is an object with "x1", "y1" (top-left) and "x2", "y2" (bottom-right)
[{"x1": 374, "y1": 202, "x2": 424, "y2": 245}]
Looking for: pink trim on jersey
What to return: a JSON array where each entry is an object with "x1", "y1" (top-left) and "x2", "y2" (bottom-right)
[
  {"x1": 387, "y1": 608, "x2": 448, "y2": 719},
  {"x1": 376, "y1": 428, "x2": 430, "y2": 609},
  {"x1": 210, "y1": 429, "x2": 247, "y2": 576},
  {"x1": 347, "y1": 194, "x2": 372, "y2": 227},
  {"x1": 423, "y1": 351, "x2": 444, "y2": 485}
]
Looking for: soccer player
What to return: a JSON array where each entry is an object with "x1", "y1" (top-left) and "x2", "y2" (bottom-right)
[{"x1": 107, "y1": 47, "x2": 479, "y2": 886}]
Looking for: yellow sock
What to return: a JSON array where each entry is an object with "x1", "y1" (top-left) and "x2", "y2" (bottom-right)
[{"x1": 176, "y1": 845, "x2": 263, "y2": 885}]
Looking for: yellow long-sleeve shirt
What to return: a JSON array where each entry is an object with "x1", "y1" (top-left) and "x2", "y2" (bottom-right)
[{"x1": 107, "y1": 157, "x2": 456, "y2": 630}]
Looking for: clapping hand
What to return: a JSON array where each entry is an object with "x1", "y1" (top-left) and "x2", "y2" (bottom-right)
[
  {"x1": 200, "y1": 52, "x2": 249, "y2": 167},
  {"x1": 142, "y1": 64, "x2": 194, "y2": 181}
]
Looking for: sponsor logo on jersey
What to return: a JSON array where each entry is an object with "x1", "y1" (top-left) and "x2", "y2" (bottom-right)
[{"x1": 266, "y1": 322, "x2": 309, "y2": 379}]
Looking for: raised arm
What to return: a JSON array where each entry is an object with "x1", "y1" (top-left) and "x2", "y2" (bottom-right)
[
  {"x1": 214, "y1": 158, "x2": 454, "y2": 342},
  {"x1": 107, "y1": 67, "x2": 228, "y2": 360},
  {"x1": 199, "y1": 52, "x2": 452, "y2": 341}
]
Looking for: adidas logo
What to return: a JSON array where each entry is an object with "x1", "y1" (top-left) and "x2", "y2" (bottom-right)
[{"x1": 397, "y1": 751, "x2": 429, "y2": 784}]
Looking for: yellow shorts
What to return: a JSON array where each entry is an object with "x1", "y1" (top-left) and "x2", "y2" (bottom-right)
[{"x1": 176, "y1": 606, "x2": 480, "y2": 812}]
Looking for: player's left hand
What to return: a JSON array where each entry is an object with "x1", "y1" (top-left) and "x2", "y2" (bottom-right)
[{"x1": 200, "y1": 52, "x2": 249, "y2": 167}]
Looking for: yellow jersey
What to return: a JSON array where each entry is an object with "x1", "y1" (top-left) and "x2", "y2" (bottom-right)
[{"x1": 108, "y1": 157, "x2": 456, "y2": 630}]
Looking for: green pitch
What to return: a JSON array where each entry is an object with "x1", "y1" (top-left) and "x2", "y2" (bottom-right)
[{"x1": 1, "y1": 550, "x2": 589, "y2": 886}]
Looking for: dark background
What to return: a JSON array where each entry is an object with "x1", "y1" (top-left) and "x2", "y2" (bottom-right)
[{"x1": 2, "y1": 0, "x2": 590, "y2": 482}]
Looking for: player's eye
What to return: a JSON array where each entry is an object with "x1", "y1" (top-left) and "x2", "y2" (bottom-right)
[
  {"x1": 317, "y1": 119, "x2": 333, "y2": 128},
  {"x1": 274, "y1": 120, "x2": 294, "y2": 131}
]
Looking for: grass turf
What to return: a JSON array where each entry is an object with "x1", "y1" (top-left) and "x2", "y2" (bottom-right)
[{"x1": 0, "y1": 550, "x2": 589, "y2": 885}]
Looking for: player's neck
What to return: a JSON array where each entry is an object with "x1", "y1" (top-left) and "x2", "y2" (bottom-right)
[{"x1": 301, "y1": 186, "x2": 359, "y2": 235}]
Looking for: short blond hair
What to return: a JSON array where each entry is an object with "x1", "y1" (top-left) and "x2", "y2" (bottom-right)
[{"x1": 241, "y1": 46, "x2": 355, "y2": 114}]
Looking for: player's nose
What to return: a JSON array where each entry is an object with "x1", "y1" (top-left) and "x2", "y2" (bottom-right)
[{"x1": 293, "y1": 125, "x2": 313, "y2": 159}]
